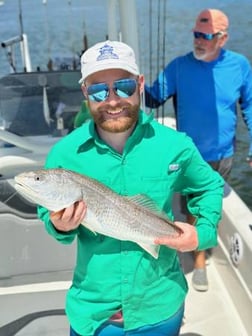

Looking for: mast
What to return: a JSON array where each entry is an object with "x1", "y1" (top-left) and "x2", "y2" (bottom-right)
[
  {"x1": 107, "y1": 0, "x2": 118, "y2": 41},
  {"x1": 114, "y1": 0, "x2": 143, "y2": 107},
  {"x1": 118, "y1": 0, "x2": 139, "y2": 67},
  {"x1": 18, "y1": 0, "x2": 32, "y2": 72},
  {"x1": 107, "y1": 0, "x2": 139, "y2": 67}
]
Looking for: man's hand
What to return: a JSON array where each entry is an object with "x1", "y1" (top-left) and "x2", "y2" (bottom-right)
[
  {"x1": 154, "y1": 221, "x2": 198, "y2": 252},
  {"x1": 50, "y1": 200, "x2": 87, "y2": 232}
]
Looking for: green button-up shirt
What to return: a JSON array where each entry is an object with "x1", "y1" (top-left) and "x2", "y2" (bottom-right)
[{"x1": 38, "y1": 110, "x2": 224, "y2": 335}]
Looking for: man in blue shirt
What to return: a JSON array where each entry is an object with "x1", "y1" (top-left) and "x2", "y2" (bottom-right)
[{"x1": 145, "y1": 8, "x2": 252, "y2": 291}]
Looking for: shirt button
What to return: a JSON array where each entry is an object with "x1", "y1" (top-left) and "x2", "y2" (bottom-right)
[{"x1": 123, "y1": 278, "x2": 128, "y2": 283}]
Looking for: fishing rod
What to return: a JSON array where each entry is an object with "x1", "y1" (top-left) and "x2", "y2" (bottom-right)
[{"x1": 18, "y1": 0, "x2": 27, "y2": 72}]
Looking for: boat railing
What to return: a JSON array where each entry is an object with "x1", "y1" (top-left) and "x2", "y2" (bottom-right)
[{"x1": 1, "y1": 33, "x2": 32, "y2": 73}]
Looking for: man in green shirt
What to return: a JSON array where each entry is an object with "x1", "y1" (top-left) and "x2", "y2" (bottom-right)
[{"x1": 38, "y1": 40, "x2": 224, "y2": 336}]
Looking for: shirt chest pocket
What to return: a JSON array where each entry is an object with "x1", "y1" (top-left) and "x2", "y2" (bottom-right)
[{"x1": 140, "y1": 171, "x2": 180, "y2": 202}]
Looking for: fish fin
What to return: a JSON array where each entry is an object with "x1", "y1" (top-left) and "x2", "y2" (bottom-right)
[
  {"x1": 126, "y1": 194, "x2": 160, "y2": 211},
  {"x1": 81, "y1": 220, "x2": 97, "y2": 235},
  {"x1": 138, "y1": 242, "x2": 160, "y2": 259},
  {"x1": 126, "y1": 194, "x2": 177, "y2": 228}
]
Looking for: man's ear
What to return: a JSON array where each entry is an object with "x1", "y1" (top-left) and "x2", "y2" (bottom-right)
[
  {"x1": 220, "y1": 33, "x2": 229, "y2": 47},
  {"x1": 138, "y1": 74, "x2": 145, "y2": 95},
  {"x1": 81, "y1": 85, "x2": 88, "y2": 99}
]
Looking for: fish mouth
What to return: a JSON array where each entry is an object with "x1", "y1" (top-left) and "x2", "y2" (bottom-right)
[
  {"x1": 14, "y1": 182, "x2": 38, "y2": 205},
  {"x1": 14, "y1": 179, "x2": 75, "y2": 212},
  {"x1": 14, "y1": 175, "x2": 25, "y2": 186},
  {"x1": 14, "y1": 180, "x2": 35, "y2": 196},
  {"x1": 14, "y1": 176, "x2": 44, "y2": 204},
  {"x1": 14, "y1": 176, "x2": 34, "y2": 196}
]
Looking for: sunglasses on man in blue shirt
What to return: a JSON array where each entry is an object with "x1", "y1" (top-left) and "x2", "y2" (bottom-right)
[{"x1": 193, "y1": 31, "x2": 222, "y2": 40}]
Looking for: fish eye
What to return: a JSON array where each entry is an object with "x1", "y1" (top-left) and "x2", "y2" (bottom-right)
[{"x1": 34, "y1": 175, "x2": 41, "y2": 181}]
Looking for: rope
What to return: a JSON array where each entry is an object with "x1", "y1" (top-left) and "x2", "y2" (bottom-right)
[
  {"x1": 42, "y1": 0, "x2": 52, "y2": 68},
  {"x1": 156, "y1": 0, "x2": 162, "y2": 119},
  {"x1": 147, "y1": 0, "x2": 168, "y2": 121},
  {"x1": 161, "y1": 0, "x2": 167, "y2": 120},
  {"x1": 67, "y1": 0, "x2": 75, "y2": 57},
  {"x1": 148, "y1": 0, "x2": 153, "y2": 85}
]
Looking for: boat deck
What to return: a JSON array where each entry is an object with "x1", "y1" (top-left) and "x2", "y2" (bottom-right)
[
  {"x1": 180, "y1": 252, "x2": 247, "y2": 336},
  {"x1": 0, "y1": 251, "x2": 248, "y2": 336}
]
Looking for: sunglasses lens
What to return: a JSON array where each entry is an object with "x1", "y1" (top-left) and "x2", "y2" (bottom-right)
[
  {"x1": 114, "y1": 79, "x2": 137, "y2": 98},
  {"x1": 193, "y1": 32, "x2": 215, "y2": 40},
  {"x1": 87, "y1": 78, "x2": 137, "y2": 102},
  {"x1": 87, "y1": 83, "x2": 108, "y2": 102},
  {"x1": 204, "y1": 33, "x2": 214, "y2": 40}
]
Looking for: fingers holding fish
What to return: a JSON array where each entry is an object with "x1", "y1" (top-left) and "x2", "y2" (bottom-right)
[
  {"x1": 73, "y1": 200, "x2": 88, "y2": 222},
  {"x1": 50, "y1": 200, "x2": 87, "y2": 232},
  {"x1": 154, "y1": 221, "x2": 198, "y2": 252}
]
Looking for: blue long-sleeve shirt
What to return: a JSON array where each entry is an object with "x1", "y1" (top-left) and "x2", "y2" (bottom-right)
[{"x1": 145, "y1": 49, "x2": 252, "y2": 161}]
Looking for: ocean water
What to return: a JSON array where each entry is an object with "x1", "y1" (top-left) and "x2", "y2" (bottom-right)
[{"x1": 0, "y1": 0, "x2": 252, "y2": 209}]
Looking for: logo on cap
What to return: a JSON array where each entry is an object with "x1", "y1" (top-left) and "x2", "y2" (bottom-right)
[{"x1": 97, "y1": 44, "x2": 119, "y2": 61}]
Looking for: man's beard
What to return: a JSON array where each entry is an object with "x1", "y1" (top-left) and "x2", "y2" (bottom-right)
[
  {"x1": 193, "y1": 48, "x2": 210, "y2": 61},
  {"x1": 193, "y1": 45, "x2": 219, "y2": 61},
  {"x1": 91, "y1": 103, "x2": 139, "y2": 133}
]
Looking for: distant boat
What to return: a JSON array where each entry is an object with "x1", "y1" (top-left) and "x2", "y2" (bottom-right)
[{"x1": 0, "y1": 1, "x2": 251, "y2": 335}]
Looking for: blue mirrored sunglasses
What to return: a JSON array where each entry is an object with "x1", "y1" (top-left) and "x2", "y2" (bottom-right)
[
  {"x1": 86, "y1": 78, "x2": 137, "y2": 102},
  {"x1": 193, "y1": 31, "x2": 220, "y2": 41}
]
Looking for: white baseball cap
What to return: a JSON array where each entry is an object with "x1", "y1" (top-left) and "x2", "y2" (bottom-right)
[{"x1": 79, "y1": 40, "x2": 139, "y2": 84}]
